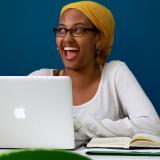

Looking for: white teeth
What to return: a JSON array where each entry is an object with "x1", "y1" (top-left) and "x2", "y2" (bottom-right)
[{"x1": 64, "y1": 47, "x2": 79, "y2": 51}]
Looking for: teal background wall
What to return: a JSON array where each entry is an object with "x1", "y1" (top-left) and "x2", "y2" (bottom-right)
[{"x1": 0, "y1": 0, "x2": 160, "y2": 114}]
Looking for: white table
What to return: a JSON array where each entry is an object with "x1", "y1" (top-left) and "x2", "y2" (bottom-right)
[
  {"x1": 84, "y1": 155, "x2": 160, "y2": 160},
  {"x1": 75, "y1": 147, "x2": 160, "y2": 160}
]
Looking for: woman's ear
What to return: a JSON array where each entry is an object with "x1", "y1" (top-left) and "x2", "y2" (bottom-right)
[
  {"x1": 96, "y1": 32, "x2": 103, "y2": 51},
  {"x1": 96, "y1": 32, "x2": 103, "y2": 46},
  {"x1": 95, "y1": 32, "x2": 102, "y2": 56},
  {"x1": 96, "y1": 32, "x2": 101, "y2": 42}
]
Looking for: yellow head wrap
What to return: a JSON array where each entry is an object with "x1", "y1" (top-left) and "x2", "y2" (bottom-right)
[{"x1": 60, "y1": 1, "x2": 115, "y2": 65}]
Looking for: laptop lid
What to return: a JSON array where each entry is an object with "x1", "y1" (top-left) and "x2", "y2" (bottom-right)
[{"x1": 0, "y1": 76, "x2": 75, "y2": 149}]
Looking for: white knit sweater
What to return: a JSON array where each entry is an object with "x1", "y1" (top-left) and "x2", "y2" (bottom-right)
[{"x1": 30, "y1": 60, "x2": 160, "y2": 141}]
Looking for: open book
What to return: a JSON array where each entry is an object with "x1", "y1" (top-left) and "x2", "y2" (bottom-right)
[{"x1": 87, "y1": 133, "x2": 160, "y2": 149}]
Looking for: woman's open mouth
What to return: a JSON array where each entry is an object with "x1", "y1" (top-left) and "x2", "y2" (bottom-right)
[{"x1": 63, "y1": 47, "x2": 79, "y2": 60}]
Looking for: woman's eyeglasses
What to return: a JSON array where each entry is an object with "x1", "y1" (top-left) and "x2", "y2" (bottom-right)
[{"x1": 53, "y1": 27, "x2": 98, "y2": 37}]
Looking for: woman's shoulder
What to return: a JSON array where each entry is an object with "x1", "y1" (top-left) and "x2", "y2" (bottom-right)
[
  {"x1": 101, "y1": 60, "x2": 131, "y2": 81},
  {"x1": 102, "y1": 60, "x2": 134, "y2": 82},
  {"x1": 103, "y1": 60, "x2": 126, "y2": 73},
  {"x1": 29, "y1": 68, "x2": 62, "y2": 76}
]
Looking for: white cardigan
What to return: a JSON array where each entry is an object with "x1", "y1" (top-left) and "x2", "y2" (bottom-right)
[{"x1": 30, "y1": 60, "x2": 160, "y2": 141}]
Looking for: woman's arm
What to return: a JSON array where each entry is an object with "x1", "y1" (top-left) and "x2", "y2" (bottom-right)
[
  {"x1": 75, "y1": 63, "x2": 160, "y2": 139},
  {"x1": 114, "y1": 62, "x2": 160, "y2": 135}
]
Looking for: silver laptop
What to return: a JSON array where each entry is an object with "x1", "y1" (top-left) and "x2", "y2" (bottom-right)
[{"x1": 0, "y1": 76, "x2": 75, "y2": 149}]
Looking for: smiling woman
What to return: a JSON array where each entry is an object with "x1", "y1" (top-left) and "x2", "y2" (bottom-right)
[
  {"x1": 55, "y1": 8, "x2": 100, "y2": 72},
  {"x1": 30, "y1": 1, "x2": 160, "y2": 144}
]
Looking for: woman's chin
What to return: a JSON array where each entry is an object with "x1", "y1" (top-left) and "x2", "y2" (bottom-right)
[{"x1": 63, "y1": 61, "x2": 81, "y2": 70}]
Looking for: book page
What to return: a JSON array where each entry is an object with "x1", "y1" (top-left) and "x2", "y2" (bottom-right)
[
  {"x1": 130, "y1": 140, "x2": 160, "y2": 148},
  {"x1": 87, "y1": 137, "x2": 131, "y2": 149},
  {"x1": 130, "y1": 133, "x2": 160, "y2": 148}
]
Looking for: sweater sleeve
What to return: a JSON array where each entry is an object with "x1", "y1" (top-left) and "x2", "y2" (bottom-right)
[
  {"x1": 75, "y1": 62, "x2": 160, "y2": 139},
  {"x1": 113, "y1": 62, "x2": 160, "y2": 135},
  {"x1": 28, "y1": 69, "x2": 53, "y2": 76}
]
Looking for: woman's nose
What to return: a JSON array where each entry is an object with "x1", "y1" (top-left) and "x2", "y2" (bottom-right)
[{"x1": 63, "y1": 31, "x2": 75, "y2": 42}]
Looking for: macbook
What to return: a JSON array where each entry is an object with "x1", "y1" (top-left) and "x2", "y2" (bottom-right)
[{"x1": 0, "y1": 76, "x2": 75, "y2": 149}]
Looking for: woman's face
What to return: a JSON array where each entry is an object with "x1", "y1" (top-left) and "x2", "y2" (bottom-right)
[{"x1": 56, "y1": 9, "x2": 99, "y2": 70}]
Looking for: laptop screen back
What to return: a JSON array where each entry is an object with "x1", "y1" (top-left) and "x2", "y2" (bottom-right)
[{"x1": 0, "y1": 76, "x2": 75, "y2": 149}]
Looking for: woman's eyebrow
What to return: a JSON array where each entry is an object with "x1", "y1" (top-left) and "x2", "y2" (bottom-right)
[
  {"x1": 73, "y1": 23, "x2": 86, "y2": 26},
  {"x1": 57, "y1": 23, "x2": 86, "y2": 28},
  {"x1": 73, "y1": 23, "x2": 95, "y2": 27}
]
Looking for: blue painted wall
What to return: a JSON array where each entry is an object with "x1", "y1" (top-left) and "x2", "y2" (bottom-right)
[{"x1": 0, "y1": 0, "x2": 159, "y2": 114}]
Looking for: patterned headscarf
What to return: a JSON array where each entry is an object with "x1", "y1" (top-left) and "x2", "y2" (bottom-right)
[{"x1": 61, "y1": 1, "x2": 115, "y2": 65}]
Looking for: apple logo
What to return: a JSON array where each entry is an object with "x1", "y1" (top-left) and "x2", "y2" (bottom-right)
[{"x1": 14, "y1": 104, "x2": 26, "y2": 119}]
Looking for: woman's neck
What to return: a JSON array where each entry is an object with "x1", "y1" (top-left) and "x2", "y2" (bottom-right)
[{"x1": 63, "y1": 63, "x2": 101, "y2": 89}]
